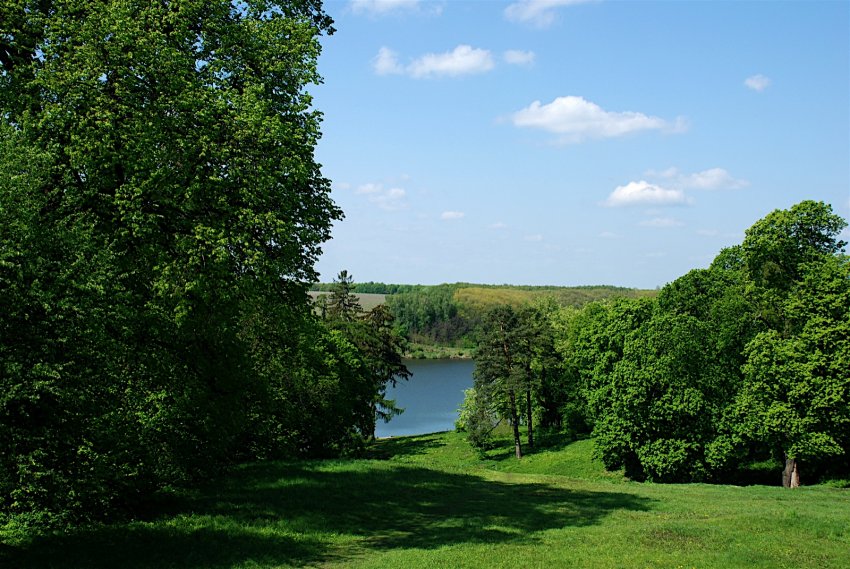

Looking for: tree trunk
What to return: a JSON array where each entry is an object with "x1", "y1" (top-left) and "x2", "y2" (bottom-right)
[
  {"x1": 783, "y1": 456, "x2": 800, "y2": 488},
  {"x1": 525, "y1": 387, "x2": 534, "y2": 448},
  {"x1": 509, "y1": 388, "x2": 522, "y2": 459}
]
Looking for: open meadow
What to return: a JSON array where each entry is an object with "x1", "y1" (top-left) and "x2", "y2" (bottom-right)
[{"x1": 4, "y1": 431, "x2": 848, "y2": 569}]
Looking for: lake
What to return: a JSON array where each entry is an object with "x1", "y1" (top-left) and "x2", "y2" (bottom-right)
[{"x1": 375, "y1": 358, "x2": 475, "y2": 438}]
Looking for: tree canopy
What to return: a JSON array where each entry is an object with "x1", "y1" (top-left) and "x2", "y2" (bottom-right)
[
  {"x1": 0, "y1": 0, "x2": 390, "y2": 529},
  {"x1": 541, "y1": 201, "x2": 849, "y2": 486}
]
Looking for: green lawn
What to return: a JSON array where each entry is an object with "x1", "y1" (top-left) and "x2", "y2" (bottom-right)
[{"x1": 4, "y1": 431, "x2": 849, "y2": 568}]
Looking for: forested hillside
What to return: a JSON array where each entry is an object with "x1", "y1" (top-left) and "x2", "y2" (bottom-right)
[{"x1": 310, "y1": 282, "x2": 654, "y2": 349}]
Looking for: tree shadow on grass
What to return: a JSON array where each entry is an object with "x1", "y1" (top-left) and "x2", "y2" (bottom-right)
[
  {"x1": 3, "y1": 522, "x2": 323, "y2": 569},
  {"x1": 367, "y1": 433, "x2": 446, "y2": 459},
  {"x1": 481, "y1": 431, "x2": 589, "y2": 463},
  {"x1": 8, "y1": 460, "x2": 654, "y2": 568}
]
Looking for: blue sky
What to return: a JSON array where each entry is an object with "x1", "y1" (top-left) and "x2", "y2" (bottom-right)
[{"x1": 311, "y1": 0, "x2": 850, "y2": 289}]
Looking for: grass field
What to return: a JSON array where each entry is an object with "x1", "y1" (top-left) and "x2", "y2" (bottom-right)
[
  {"x1": 3, "y1": 431, "x2": 849, "y2": 569},
  {"x1": 453, "y1": 285, "x2": 655, "y2": 312}
]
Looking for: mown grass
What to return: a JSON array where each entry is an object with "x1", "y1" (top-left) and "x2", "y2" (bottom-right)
[{"x1": 3, "y1": 431, "x2": 849, "y2": 569}]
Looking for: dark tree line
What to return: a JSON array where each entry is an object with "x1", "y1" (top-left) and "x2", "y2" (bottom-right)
[
  {"x1": 311, "y1": 281, "x2": 422, "y2": 295},
  {"x1": 386, "y1": 285, "x2": 474, "y2": 345}
]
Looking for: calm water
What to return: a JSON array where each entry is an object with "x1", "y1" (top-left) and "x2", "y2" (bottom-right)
[{"x1": 375, "y1": 359, "x2": 475, "y2": 438}]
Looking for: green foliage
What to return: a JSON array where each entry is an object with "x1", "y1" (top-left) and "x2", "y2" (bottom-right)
[
  {"x1": 0, "y1": 0, "x2": 356, "y2": 529},
  {"x1": 309, "y1": 291, "x2": 386, "y2": 312},
  {"x1": 731, "y1": 202, "x2": 849, "y2": 483},
  {"x1": 743, "y1": 200, "x2": 847, "y2": 292},
  {"x1": 602, "y1": 312, "x2": 725, "y2": 481},
  {"x1": 455, "y1": 387, "x2": 500, "y2": 452},
  {"x1": 553, "y1": 201, "x2": 849, "y2": 486},
  {"x1": 380, "y1": 282, "x2": 655, "y2": 356},
  {"x1": 560, "y1": 298, "x2": 655, "y2": 427},
  {"x1": 734, "y1": 254, "x2": 850, "y2": 474},
  {"x1": 311, "y1": 281, "x2": 421, "y2": 294},
  {"x1": 468, "y1": 304, "x2": 568, "y2": 456},
  {"x1": 319, "y1": 272, "x2": 412, "y2": 439},
  {"x1": 386, "y1": 284, "x2": 468, "y2": 344},
  {"x1": 470, "y1": 305, "x2": 526, "y2": 456}
]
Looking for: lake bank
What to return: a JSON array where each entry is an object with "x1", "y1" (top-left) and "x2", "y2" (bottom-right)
[{"x1": 404, "y1": 343, "x2": 473, "y2": 360}]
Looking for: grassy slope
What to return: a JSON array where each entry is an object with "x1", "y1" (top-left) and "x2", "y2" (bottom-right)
[{"x1": 4, "y1": 431, "x2": 848, "y2": 569}]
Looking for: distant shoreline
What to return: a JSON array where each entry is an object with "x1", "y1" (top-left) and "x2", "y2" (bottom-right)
[{"x1": 404, "y1": 344, "x2": 473, "y2": 360}]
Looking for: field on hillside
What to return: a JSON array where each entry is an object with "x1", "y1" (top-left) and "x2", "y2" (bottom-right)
[
  {"x1": 308, "y1": 291, "x2": 386, "y2": 311},
  {"x1": 453, "y1": 285, "x2": 654, "y2": 311},
  {"x1": 5, "y1": 431, "x2": 848, "y2": 569}
]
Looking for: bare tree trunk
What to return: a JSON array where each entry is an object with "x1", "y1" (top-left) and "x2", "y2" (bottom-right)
[
  {"x1": 509, "y1": 388, "x2": 522, "y2": 459},
  {"x1": 525, "y1": 387, "x2": 534, "y2": 448},
  {"x1": 783, "y1": 455, "x2": 800, "y2": 488}
]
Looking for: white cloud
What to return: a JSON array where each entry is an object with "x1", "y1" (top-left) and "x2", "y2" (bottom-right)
[
  {"x1": 355, "y1": 183, "x2": 381, "y2": 195},
  {"x1": 599, "y1": 231, "x2": 618, "y2": 239},
  {"x1": 351, "y1": 0, "x2": 421, "y2": 15},
  {"x1": 440, "y1": 210, "x2": 465, "y2": 220},
  {"x1": 490, "y1": 221, "x2": 509, "y2": 229},
  {"x1": 649, "y1": 167, "x2": 679, "y2": 179},
  {"x1": 512, "y1": 96, "x2": 675, "y2": 142},
  {"x1": 504, "y1": 0, "x2": 594, "y2": 27},
  {"x1": 604, "y1": 181, "x2": 688, "y2": 207},
  {"x1": 640, "y1": 217, "x2": 685, "y2": 228},
  {"x1": 524, "y1": 234, "x2": 544, "y2": 242},
  {"x1": 696, "y1": 229, "x2": 720, "y2": 237},
  {"x1": 373, "y1": 45, "x2": 495, "y2": 79},
  {"x1": 373, "y1": 47, "x2": 404, "y2": 75},
  {"x1": 408, "y1": 45, "x2": 494, "y2": 79},
  {"x1": 648, "y1": 167, "x2": 748, "y2": 190},
  {"x1": 356, "y1": 183, "x2": 408, "y2": 210},
  {"x1": 745, "y1": 74, "x2": 771, "y2": 92},
  {"x1": 503, "y1": 49, "x2": 536, "y2": 66},
  {"x1": 683, "y1": 168, "x2": 749, "y2": 190}
]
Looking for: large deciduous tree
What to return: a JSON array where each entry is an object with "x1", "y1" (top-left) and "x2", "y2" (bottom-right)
[
  {"x1": 564, "y1": 202, "x2": 848, "y2": 486},
  {"x1": 1, "y1": 0, "x2": 340, "y2": 526},
  {"x1": 736, "y1": 202, "x2": 849, "y2": 487}
]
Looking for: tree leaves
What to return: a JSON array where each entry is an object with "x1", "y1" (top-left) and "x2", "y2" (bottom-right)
[
  {"x1": 553, "y1": 202, "x2": 849, "y2": 485},
  {"x1": 1, "y1": 1, "x2": 347, "y2": 528}
]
